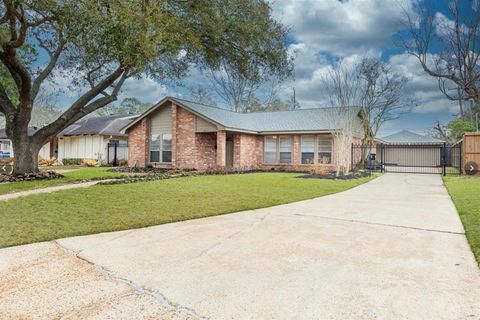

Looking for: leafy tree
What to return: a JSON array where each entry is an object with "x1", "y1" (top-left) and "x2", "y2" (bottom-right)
[
  {"x1": 0, "y1": 0, "x2": 291, "y2": 174},
  {"x1": 187, "y1": 87, "x2": 217, "y2": 107},
  {"x1": 94, "y1": 97, "x2": 150, "y2": 116},
  {"x1": 447, "y1": 119, "x2": 476, "y2": 141}
]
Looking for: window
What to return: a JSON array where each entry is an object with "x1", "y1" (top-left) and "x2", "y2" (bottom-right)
[
  {"x1": 279, "y1": 136, "x2": 292, "y2": 163},
  {"x1": 264, "y1": 136, "x2": 292, "y2": 164},
  {"x1": 264, "y1": 136, "x2": 277, "y2": 164},
  {"x1": 150, "y1": 133, "x2": 171, "y2": 163},
  {"x1": 301, "y1": 136, "x2": 315, "y2": 164},
  {"x1": 318, "y1": 136, "x2": 333, "y2": 164},
  {"x1": 162, "y1": 134, "x2": 172, "y2": 163},
  {"x1": 1, "y1": 140, "x2": 10, "y2": 151},
  {"x1": 150, "y1": 134, "x2": 160, "y2": 162}
]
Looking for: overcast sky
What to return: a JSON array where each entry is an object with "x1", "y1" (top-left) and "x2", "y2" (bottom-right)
[{"x1": 46, "y1": 0, "x2": 460, "y2": 137}]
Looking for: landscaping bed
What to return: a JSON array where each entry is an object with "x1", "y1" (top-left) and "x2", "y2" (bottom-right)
[
  {"x1": 298, "y1": 171, "x2": 372, "y2": 180},
  {"x1": 0, "y1": 171, "x2": 64, "y2": 183}
]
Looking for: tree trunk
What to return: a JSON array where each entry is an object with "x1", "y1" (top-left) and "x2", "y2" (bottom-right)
[
  {"x1": 11, "y1": 141, "x2": 41, "y2": 175},
  {"x1": 9, "y1": 122, "x2": 43, "y2": 175}
]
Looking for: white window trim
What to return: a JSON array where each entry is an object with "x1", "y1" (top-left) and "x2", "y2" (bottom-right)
[
  {"x1": 299, "y1": 135, "x2": 334, "y2": 165},
  {"x1": 149, "y1": 133, "x2": 172, "y2": 164},
  {"x1": 263, "y1": 135, "x2": 292, "y2": 164}
]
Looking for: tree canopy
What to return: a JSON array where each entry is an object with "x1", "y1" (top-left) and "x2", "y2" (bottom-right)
[{"x1": 0, "y1": 0, "x2": 291, "y2": 174}]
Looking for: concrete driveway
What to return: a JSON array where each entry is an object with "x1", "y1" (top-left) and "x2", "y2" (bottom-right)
[{"x1": 1, "y1": 173, "x2": 479, "y2": 319}]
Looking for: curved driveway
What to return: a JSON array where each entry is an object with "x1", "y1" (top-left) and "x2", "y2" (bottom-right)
[{"x1": 1, "y1": 173, "x2": 479, "y2": 319}]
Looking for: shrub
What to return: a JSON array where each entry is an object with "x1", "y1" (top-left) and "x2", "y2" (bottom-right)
[
  {"x1": 61, "y1": 158, "x2": 83, "y2": 165},
  {"x1": 82, "y1": 159, "x2": 98, "y2": 167},
  {"x1": 39, "y1": 157, "x2": 59, "y2": 166}
]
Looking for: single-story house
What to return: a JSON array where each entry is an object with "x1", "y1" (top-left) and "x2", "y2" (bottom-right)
[
  {"x1": 0, "y1": 127, "x2": 51, "y2": 159},
  {"x1": 123, "y1": 96, "x2": 365, "y2": 171},
  {"x1": 57, "y1": 114, "x2": 137, "y2": 163}
]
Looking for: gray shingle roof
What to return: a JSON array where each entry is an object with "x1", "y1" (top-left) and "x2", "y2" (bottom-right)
[
  {"x1": 125, "y1": 97, "x2": 361, "y2": 133},
  {"x1": 60, "y1": 115, "x2": 137, "y2": 136},
  {"x1": 380, "y1": 130, "x2": 444, "y2": 145}
]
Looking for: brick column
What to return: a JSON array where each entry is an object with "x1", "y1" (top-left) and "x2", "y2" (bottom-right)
[
  {"x1": 127, "y1": 118, "x2": 149, "y2": 167},
  {"x1": 216, "y1": 130, "x2": 226, "y2": 167},
  {"x1": 171, "y1": 103, "x2": 177, "y2": 167}
]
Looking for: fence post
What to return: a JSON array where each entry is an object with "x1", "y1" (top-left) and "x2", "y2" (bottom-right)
[
  {"x1": 442, "y1": 142, "x2": 447, "y2": 176},
  {"x1": 351, "y1": 143, "x2": 354, "y2": 172},
  {"x1": 113, "y1": 144, "x2": 118, "y2": 166},
  {"x1": 380, "y1": 144, "x2": 384, "y2": 173}
]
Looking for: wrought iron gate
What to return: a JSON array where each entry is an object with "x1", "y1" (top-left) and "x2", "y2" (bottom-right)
[{"x1": 352, "y1": 143, "x2": 462, "y2": 175}]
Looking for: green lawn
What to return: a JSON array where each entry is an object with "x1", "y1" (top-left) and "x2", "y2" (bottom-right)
[
  {"x1": 0, "y1": 167, "x2": 124, "y2": 195},
  {"x1": 0, "y1": 172, "x2": 376, "y2": 248},
  {"x1": 444, "y1": 176, "x2": 480, "y2": 264}
]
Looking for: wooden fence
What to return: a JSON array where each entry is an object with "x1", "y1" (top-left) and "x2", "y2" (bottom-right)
[{"x1": 462, "y1": 132, "x2": 480, "y2": 175}]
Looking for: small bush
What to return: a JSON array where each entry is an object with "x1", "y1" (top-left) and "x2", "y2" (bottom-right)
[
  {"x1": 39, "y1": 157, "x2": 59, "y2": 166},
  {"x1": 82, "y1": 159, "x2": 98, "y2": 167},
  {"x1": 61, "y1": 158, "x2": 83, "y2": 165}
]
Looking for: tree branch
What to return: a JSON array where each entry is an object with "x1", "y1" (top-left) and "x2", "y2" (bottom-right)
[
  {"x1": 33, "y1": 66, "x2": 128, "y2": 143},
  {"x1": 31, "y1": 39, "x2": 65, "y2": 102}
]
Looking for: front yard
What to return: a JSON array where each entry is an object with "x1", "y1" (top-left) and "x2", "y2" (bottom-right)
[
  {"x1": 444, "y1": 176, "x2": 480, "y2": 264},
  {"x1": 0, "y1": 172, "x2": 375, "y2": 248},
  {"x1": 0, "y1": 167, "x2": 125, "y2": 195}
]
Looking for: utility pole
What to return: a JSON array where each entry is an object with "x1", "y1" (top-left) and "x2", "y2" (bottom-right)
[{"x1": 293, "y1": 87, "x2": 296, "y2": 110}]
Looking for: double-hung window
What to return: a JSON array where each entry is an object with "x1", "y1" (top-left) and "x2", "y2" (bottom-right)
[
  {"x1": 149, "y1": 133, "x2": 172, "y2": 163},
  {"x1": 317, "y1": 136, "x2": 333, "y2": 164},
  {"x1": 264, "y1": 136, "x2": 277, "y2": 163},
  {"x1": 264, "y1": 136, "x2": 292, "y2": 164},
  {"x1": 300, "y1": 136, "x2": 315, "y2": 164},
  {"x1": 300, "y1": 135, "x2": 333, "y2": 164}
]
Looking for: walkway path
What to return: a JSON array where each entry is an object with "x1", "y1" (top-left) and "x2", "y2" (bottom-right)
[{"x1": 0, "y1": 180, "x2": 112, "y2": 201}]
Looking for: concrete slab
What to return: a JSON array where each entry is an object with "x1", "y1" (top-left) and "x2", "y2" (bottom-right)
[{"x1": 1, "y1": 173, "x2": 479, "y2": 319}]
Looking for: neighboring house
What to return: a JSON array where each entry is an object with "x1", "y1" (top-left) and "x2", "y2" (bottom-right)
[
  {"x1": 57, "y1": 114, "x2": 137, "y2": 163},
  {"x1": 379, "y1": 130, "x2": 444, "y2": 145},
  {"x1": 123, "y1": 96, "x2": 365, "y2": 171},
  {"x1": 378, "y1": 130, "x2": 444, "y2": 169},
  {"x1": 0, "y1": 127, "x2": 51, "y2": 159}
]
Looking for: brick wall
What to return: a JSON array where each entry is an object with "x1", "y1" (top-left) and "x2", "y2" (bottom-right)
[
  {"x1": 174, "y1": 106, "x2": 198, "y2": 169},
  {"x1": 216, "y1": 130, "x2": 226, "y2": 166},
  {"x1": 237, "y1": 133, "x2": 263, "y2": 168},
  {"x1": 127, "y1": 118, "x2": 149, "y2": 167},
  {"x1": 196, "y1": 132, "x2": 217, "y2": 169}
]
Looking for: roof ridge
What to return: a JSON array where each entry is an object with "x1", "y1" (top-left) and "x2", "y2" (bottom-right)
[{"x1": 172, "y1": 96, "x2": 359, "y2": 115}]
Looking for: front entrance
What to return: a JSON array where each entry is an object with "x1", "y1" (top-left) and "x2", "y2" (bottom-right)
[{"x1": 226, "y1": 138, "x2": 234, "y2": 167}]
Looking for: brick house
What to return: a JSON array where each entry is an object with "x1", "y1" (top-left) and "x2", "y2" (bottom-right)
[{"x1": 123, "y1": 97, "x2": 365, "y2": 171}]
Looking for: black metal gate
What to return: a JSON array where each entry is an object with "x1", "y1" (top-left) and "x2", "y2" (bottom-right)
[{"x1": 352, "y1": 143, "x2": 462, "y2": 175}]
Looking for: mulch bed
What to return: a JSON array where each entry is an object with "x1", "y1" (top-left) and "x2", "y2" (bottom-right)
[
  {"x1": 297, "y1": 171, "x2": 371, "y2": 180},
  {"x1": 107, "y1": 167, "x2": 182, "y2": 174},
  {"x1": 0, "y1": 171, "x2": 64, "y2": 183}
]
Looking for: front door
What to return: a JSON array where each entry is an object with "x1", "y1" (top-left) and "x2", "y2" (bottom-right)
[{"x1": 226, "y1": 139, "x2": 234, "y2": 167}]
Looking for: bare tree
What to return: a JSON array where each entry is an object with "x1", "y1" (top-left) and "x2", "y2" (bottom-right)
[
  {"x1": 321, "y1": 64, "x2": 361, "y2": 176},
  {"x1": 358, "y1": 58, "x2": 413, "y2": 144},
  {"x1": 401, "y1": 0, "x2": 480, "y2": 119}
]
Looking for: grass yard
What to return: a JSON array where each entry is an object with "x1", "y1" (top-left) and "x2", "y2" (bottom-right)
[
  {"x1": 0, "y1": 172, "x2": 376, "y2": 248},
  {"x1": 0, "y1": 167, "x2": 125, "y2": 195},
  {"x1": 443, "y1": 176, "x2": 480, "y2": 264}
]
